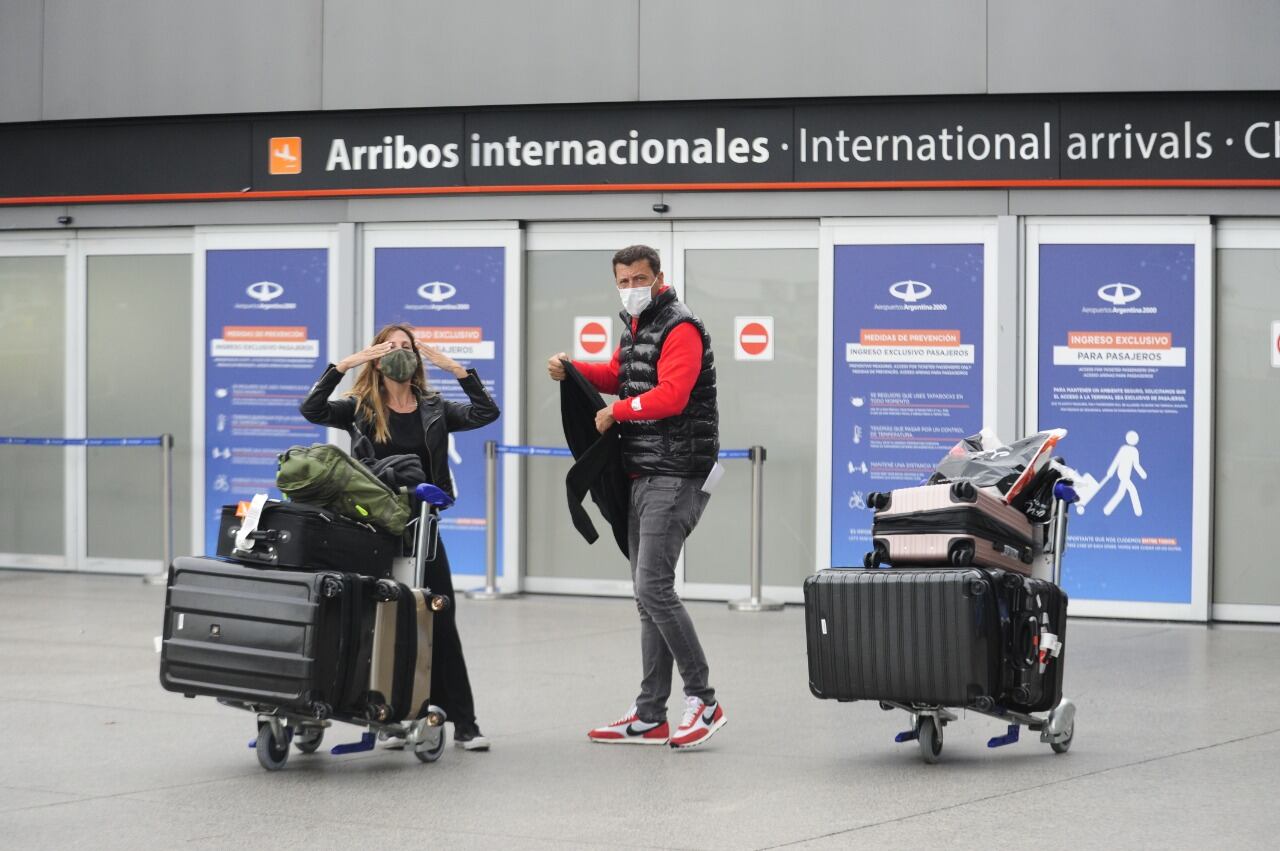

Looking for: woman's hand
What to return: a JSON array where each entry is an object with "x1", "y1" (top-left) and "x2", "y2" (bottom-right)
[
  {"x1": 418, "y1": 342, "x2": 468, "y2": 379},
  {"x1": 336, "y1": 340, "x2": 397, "y2": 373}
]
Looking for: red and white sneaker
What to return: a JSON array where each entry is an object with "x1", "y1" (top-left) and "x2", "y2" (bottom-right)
[
  {"x1": 587, "y1": 705, "x2": 670, "y2": 745},
  {"x1": 669, "y1": 696, "x2": 726, "y2": 750}
]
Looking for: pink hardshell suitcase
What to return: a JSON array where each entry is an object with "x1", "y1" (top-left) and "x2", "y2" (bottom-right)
[{"x1": 865, "y1": 481, "x2": 1035, "y2": 573}]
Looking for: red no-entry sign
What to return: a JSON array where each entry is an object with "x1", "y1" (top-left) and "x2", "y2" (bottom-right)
[
  {"x1": 574, "y1": 316, "x2": 613, "y2": 361},
  {"x1": 734, "y1": 316, "x2": 774, "y2": 361},
  {"x1": 580, "y1": 321, "x2": 608, "y2": 354}
]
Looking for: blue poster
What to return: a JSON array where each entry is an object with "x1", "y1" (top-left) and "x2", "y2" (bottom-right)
[
  {"x1": 374, "y1": 247, "x2": 505, "y2": 575},
  {"x1": 1038, "y1": 244, "x2": 1195, "y2": 604},
  {"x1": 830, "y1": 244, "x2": 986, "y2": 566},
  {"x1": 204, "y1": 248, "x2": 328, "y2": 554}
]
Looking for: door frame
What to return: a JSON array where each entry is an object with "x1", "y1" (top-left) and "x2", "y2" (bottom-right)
[
  {"x1": 1209, "y1": 219, "x2": 1280, "y2": 624},
  {"x1": 0, "y1": 229, "x2": 196, "y2": 575},
  {"x1": 521, "y1": 223, "x2": 673, "y2": 598},
  {"x1": 192, "y1": 226, "x2": 344, "y2": 569},
  {"x1": 363, "y1": 222, "x2": 524, "y2": 593},
  {"x1": 672, "y1": 221, "x2": 818, "y2": 605},
  {"x1": 76, "y1": 230, "x2": 195, "y2": 575},
  {"x1": 816, "y1": 218, "x2": 1002, "y2": 580},
  {"x1": 1024, "y1": 217, "x2": 1213, "y2": 622}
]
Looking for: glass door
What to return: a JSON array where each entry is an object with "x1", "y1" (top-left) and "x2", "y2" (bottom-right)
[
  {"x1": 522, "y1": 224, "x2": 672, "y2": 596},
  {"x1": 673, "y1": 224, "x2": 819, "y2": 604},
  {"x1": 78, "y1": 234, "x2": 194, "y2": 574},
  {"x1": 0, "y1": 237, "x2": 72, "y2": 571},
  {"x1": 1213, "y1": 222, "x2": 1280, "y2": 623},
  {"x1": 0, "y1": 231, "x2": 194, "y2": 576}
]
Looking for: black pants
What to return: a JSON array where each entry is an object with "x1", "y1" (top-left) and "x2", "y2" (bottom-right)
[{"x1": 421, "y1": 538, "x2": 478, "y2": 732}]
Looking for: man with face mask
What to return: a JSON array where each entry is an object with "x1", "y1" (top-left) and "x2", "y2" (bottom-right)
[{"x1": 547, "y1": 244, "x2": 725, "y2": 750}]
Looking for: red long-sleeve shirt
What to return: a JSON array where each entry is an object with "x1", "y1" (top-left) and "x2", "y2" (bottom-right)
[{"x1": 573, "y1": 302, "x2": 703, "y2": 422}]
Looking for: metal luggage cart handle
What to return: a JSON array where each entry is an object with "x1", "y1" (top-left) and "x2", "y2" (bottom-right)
[{"x1": 411, "y1": 483, "x2": 454, "y2": 589}]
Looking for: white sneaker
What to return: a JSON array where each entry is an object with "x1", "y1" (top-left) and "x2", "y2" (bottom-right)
[
  {"x1": 454, "y1": 726, "x2": 490, "y2": 751},
  {"x1": 587, "y1": 705, "x2": 670, "y2": 745},
  {"x1": 669, "y1": 696, "x2": 726, "y2": 750}
]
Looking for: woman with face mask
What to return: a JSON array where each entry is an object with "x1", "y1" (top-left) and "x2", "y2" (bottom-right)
[{"x1": 300, "y1": 322, "x2": 500, "y2": 751}]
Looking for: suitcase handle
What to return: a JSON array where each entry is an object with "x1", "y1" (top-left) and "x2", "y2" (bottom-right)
[
  {"x1": 229, "y1": 545, "x2": 276, "y2": 565},
  {"x1": 1011, "y1": 613, "x2": 1040, "y2": 670}
]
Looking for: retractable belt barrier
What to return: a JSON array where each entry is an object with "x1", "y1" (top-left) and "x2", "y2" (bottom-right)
[
  {"x1": 0, "y1": 435, "x2": 175, "y2": 583},
  {"x1": 473, "y1": 441, "x2": 780, "y2": 611}
]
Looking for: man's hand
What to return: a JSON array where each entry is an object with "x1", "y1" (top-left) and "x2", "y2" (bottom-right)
[
  {"x1": 547, "y1": 352, "x2": 569, "y2": 381},
  {"x1": 595, "y1": 405, "x2": 616, "y2": 434}
]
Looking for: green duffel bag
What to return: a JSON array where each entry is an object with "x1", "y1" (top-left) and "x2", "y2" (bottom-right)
[{"x1": 276, "y1": 443, "x2": 411, "y2": 535}]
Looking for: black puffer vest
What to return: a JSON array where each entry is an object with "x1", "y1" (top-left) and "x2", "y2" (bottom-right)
[{"x1": 617, "y1": 288, "x2": 719, "y2": 477}]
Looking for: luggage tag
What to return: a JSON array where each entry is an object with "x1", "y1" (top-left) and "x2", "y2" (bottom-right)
[
  {"x1": 234, "y1": 493, "x2": 271, "y2": 553},
  {"x1": 700, "y1": 462, "x2": 725, "y2": 495},
  {"x1": 1038, "y1": 628, "x2": 1063, "y2": 671}
]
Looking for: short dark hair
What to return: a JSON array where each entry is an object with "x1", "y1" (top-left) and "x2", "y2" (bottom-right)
[{"x1": 612, "y1": 244, "x2": 661, "y2": 277}]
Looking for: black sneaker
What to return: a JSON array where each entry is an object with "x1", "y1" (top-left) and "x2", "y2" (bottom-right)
[{"x1": 453, "y1": 725, "x2": 490, "y2": 751}]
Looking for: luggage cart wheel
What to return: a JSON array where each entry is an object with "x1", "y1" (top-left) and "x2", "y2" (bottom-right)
[
  {"x1": 414, "y1": 727, "x2": 447, "y2": 763},
  {"x1": 1050, "y1": 721, "x2": 1074, "y2": 754},
  {"x1": 293, "y1": 727, "x2": 324, "y2": 754},
  {"x1": 918, "y1": 717, "x2": 943, "y2": 764},
  {"x1": 256, "y1": 722, "x2": 292, "y2": 771}
]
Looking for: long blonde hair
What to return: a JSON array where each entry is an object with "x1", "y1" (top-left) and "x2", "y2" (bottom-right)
[{"x1": 345, "y1": 323, "x2": 436, "y2": 444}]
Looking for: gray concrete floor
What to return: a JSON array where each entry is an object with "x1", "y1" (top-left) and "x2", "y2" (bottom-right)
[{"x1": 2, "y1": 570, "x2": 1279, "y2": 850}]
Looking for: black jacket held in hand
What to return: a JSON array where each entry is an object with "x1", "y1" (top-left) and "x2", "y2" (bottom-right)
[
  {"x1": 299, "y1": 364, "x2": 500, "y2": 499},
  {"x1": 617, "y1": 287, "x2": 719, "y2": 477},
  {"x1": 560, "y1": 360, "x2": 629, "y2": 557}
]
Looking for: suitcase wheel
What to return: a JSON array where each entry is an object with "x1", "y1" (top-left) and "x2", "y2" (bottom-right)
[
  {"x1": 255, "y1": 722, "x2": 292, "y2": 771},
  {"x1": 867, "y1": 491, "x2": 891, "y2": 511},
  {"x1": 864, "y1": 542, "x2": 888, "y2": 569},
  {"x1": 414, "y1": 728, "x2": 447, "y2": 763},
  {"x1": 950, "y1": 481, "x2": 978, "y2": 502},
  {"x1": 374, "y1": 579, "x2": 401, "y2": 602},
  {"x1": 320, "y1": 576, "x2": 345, "y2": 598},
  {"x1": 917, "y1": 717, "x2": 943, "y2": 764},
  {"x1": 949, "y1": 542, "x2": 975, "y2": 567},
  {"x1": 1050, "y1": 721, "x2": 1074, "y2": 754},
  {"x1": 293, "y1": 726, "x2": 324, "y2": 754}
]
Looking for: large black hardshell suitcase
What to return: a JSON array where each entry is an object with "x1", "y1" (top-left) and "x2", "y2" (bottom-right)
[
  {"x1": 159, "y1": 556, "x2": 376, "y2": 717},
  {"x1": 215, "y1": 501, "x2": 399, "y2": 578},
  {"x1": 997, "y1": 573, "x2": 1068, "y2": 712},
  {"x1": 804, "y1": 568, "x2": 1005, "y2": 709}
]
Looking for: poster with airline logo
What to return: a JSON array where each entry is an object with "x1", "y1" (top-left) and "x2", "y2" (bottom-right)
[
  {"x1": 829, "y1": 243, "x2": 986, "y2": 566},
  {"x1": 204, "y1": 249, "x2": 328, "y2": 554},
  {"x1": 373, "y1": 247, "x2": 505, "y2": 575},
  {"x1": 1038, "y1": 243, "x2": 1196, "y2": 604}
]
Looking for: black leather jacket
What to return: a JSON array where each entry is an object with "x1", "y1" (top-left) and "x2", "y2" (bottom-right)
[{"x1": 299, "y1": 364, "x2": 500, "y2": 499}]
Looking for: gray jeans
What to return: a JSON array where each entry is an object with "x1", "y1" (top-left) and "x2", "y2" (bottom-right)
[{"x1": 629, "y1": 474, "x2": 715, "y2": 722}]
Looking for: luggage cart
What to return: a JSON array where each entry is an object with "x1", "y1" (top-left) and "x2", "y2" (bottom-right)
[
  {"x1": 883, "y1": 480, "x2": 1079, "y2": 764},
  {"x1": 212, "y1": 482, "x2": 456, "y2": 772}
]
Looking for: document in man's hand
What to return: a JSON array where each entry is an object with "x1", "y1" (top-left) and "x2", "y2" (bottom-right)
[{"x1": 701, "y1": 462, "x2": 725, "y2": 494}]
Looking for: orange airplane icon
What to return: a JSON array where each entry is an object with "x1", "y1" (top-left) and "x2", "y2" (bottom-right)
[{"x1": 269, "y1": 137, "x2": 302, "y2": 175}]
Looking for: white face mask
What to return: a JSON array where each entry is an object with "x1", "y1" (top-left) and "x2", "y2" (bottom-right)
[{"x1": 619, "y1": 286, "x2": 653, "y2": 316}]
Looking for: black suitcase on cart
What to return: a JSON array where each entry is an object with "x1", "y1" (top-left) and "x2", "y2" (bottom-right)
[
  {"x1": 159, "y1": 556, "x2": 378, "y2": 718},
  {"x1": 215, "y1": 501, "x2": 400, "y2": 578},
  {"x1": 803, "y1": 567, "x2": 1006, "y2": 709},
  {"x1": 996, "y1": 573, "x2": 1068, "y2": 712}
]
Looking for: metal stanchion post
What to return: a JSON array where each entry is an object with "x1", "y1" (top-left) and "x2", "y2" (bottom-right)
[
  {"x1": 144, "y1": 433, "x2": 174, "y2": 586},
  {"x1": 729, "y1": 445, "x2": 783, "y2": 612},
  {"x1": 466, "y1": 439, "x2": 518, "y2": 600}
]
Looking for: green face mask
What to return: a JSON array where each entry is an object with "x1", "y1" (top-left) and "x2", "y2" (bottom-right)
[{"x1": 379, "y1": 348, "x2": 418, "y2": 382}]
